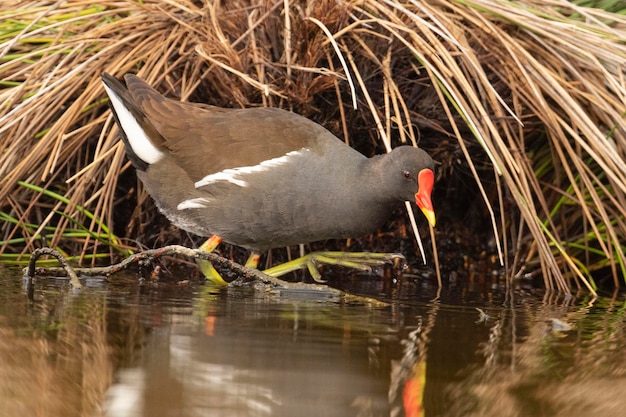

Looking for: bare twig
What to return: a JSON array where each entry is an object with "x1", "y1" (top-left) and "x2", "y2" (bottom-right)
[
  {"x1": 23, "y1": 246, "x2": 390, "y2": 305},
  {"x1": 24, "y1": 247, "x2": 83, "y2": 290}
]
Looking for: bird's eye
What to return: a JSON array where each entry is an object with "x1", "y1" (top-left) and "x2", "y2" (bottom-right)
[{"x1": 402, "y1": 170, "x2": 411, "y2": 179}]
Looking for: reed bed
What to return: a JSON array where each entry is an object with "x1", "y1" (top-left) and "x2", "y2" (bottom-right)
[{"x1": 1, "y1": 0, "x2": 625, "y2": 294}]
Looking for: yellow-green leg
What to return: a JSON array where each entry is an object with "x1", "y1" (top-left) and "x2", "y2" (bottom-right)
[
  {"x1": 245, "y1": 251, "x2": 262, "y2": 268},
  {"x1": 196, "y1": 235, "x2": 228, "y2": 286},
  {"x1": 197, "y1": 238, "x2": 404, "y2": 284},
  {"x1": 262, "y1": 251, "x2": 405, "y2": 282}
]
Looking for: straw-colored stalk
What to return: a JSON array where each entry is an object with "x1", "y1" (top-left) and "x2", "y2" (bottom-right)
[{"x1": 1, "y1": 0, "x2": 625, "y2": 294}]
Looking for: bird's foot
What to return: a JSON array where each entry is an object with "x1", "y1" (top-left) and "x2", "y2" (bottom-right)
[
  {"x1": 262, "y1": 251, "x2": 405, "y2": 282},
  {"x1": 196, "y1": 235, "x2": 229, "y2": 286}
]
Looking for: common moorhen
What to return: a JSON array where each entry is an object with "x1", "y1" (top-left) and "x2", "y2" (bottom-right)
[{"x1": 101, "y1": 73, "x2": 435, "y2": 281}]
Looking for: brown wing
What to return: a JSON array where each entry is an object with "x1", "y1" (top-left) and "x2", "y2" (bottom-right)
[{"x1": 123, "y1": 74, "x2": 331, "y2": 181}]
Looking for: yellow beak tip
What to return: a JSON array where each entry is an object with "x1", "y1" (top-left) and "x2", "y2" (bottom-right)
[{"x1": 421, "y1": 209, "x2": 436, "y2": 228}]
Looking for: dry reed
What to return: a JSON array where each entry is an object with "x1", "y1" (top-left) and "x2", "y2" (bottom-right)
[{"x1": 1, "y1": 0, "x2": 625, "y2": 294}]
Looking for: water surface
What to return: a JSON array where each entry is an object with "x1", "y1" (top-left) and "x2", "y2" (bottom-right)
[{"x1": 0, "y1": 265, "x2": 624, "y2": 417}]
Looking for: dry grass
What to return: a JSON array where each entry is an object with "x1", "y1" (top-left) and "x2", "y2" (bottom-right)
[{"x1": 1, "y1": 0, "x2": 625, "y2": 294}]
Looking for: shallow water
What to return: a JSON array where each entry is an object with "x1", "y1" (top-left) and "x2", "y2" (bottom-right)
[{"x1": 0, "y1": 264, "x2": 624, "y2": 417}]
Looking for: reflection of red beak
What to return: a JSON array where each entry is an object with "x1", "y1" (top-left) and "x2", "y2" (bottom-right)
[{"x1": 415, "y1": 168, "x2": 436, "y2": 227}]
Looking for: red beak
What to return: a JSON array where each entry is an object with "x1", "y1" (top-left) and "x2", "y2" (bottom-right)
[{"x1": 415, "y1": 168, "x2": 436, "y2": 227}]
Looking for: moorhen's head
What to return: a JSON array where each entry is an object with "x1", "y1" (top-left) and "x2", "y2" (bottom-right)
[{"x1": 381, "y1": 146, "x2": 436, "y2": 226}]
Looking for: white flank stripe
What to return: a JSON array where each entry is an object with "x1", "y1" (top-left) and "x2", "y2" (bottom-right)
[
  {"x1": 195, "y1": 149, "x2": 308, "y2": 188},
  {"x1": 177, "y1": 198, "x2": 212, "y2": 210},
  {"x1": 103, "y1": 84, "x2": 164, "y2": 165}
]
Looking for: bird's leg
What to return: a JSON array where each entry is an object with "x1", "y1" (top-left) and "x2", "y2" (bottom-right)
[
  {"x1": 244, "y1": 251, "x2": 262, "y2": 268},
  {"x1": 196, "y1": 235, "x2": 228, "y2": 285},
  {"x1": 198, "y1": 238, "x2": 404, "y2": 284},
  {"x1": 262, "y1": 251, "x2": 405, "y2": 282}
]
